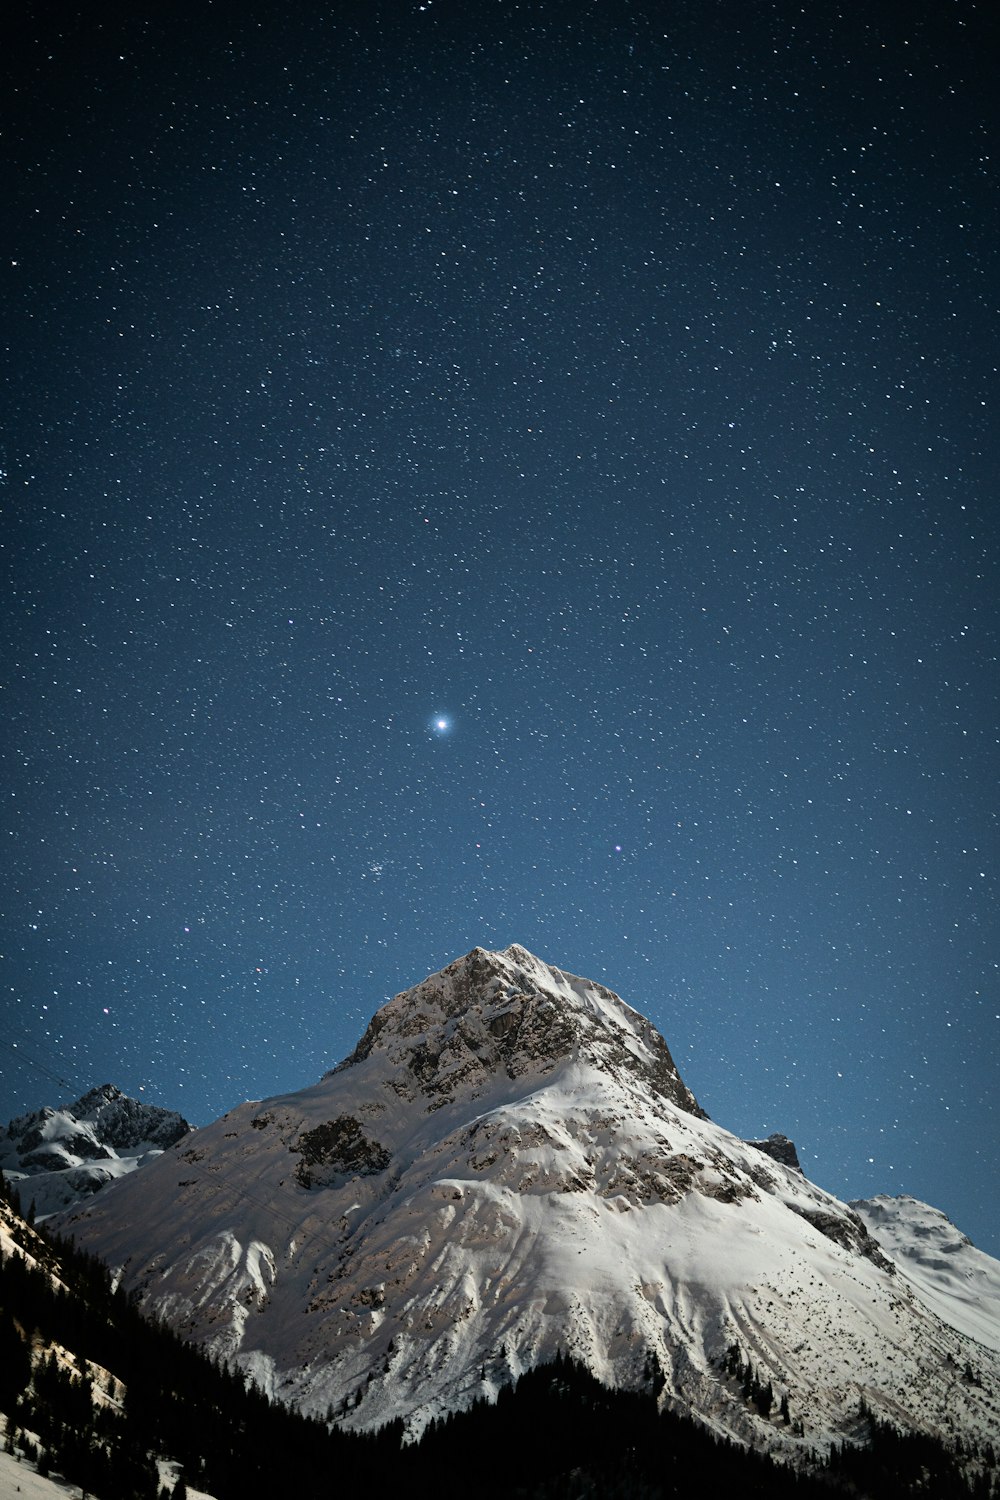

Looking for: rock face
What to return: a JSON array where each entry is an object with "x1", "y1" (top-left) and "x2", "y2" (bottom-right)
[
  {"x1": 745, "y1": 1133, "x2": 802, "y2": 1171},
  {"x1": 58, "y1": 946, "x2": 1000, "y2": 1476},
  {"x1": 1, "y1": 1084, "x2": 190, "y2": 1218},
  {"x1": 290, "y1": 1116, "x2": 392, "y2": 1189},
  {"x1": 70, "y1": 1084, "x2": 190, "y2": 1151}
]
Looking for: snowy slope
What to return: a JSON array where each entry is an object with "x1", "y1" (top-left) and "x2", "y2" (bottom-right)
[
  {"x1": 0, "y1": 1412, "x2": 220, "y2": 1500},
  {"x1": 1, "y1": 1084, "x2": 190, "y2": 1219},
  {"x1": 58, "y1": 946, "x2": 1000, "y2": 1468},
  {"x1": 0, "y1": 1429, "x2": 85, "y2": 1500},
  {"x1": 852, "y1": 1194, "x2": 1000, "y2": 1355}
]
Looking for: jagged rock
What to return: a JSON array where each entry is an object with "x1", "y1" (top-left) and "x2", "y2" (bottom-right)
[
  {"x1": 745, "y1": 1133, "x2": 801, "y2": 1170},
  {"x1": 292, "y1": 1116, "x2": 391, "y2": 1188},
  {"x1": 71, "y1": 1084, "x2": 190, "y2": 1150}
]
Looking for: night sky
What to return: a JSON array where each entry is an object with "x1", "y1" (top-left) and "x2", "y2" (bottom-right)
[{"x1": 3, "y1": 3, "x2": 998, "y2": 1254}]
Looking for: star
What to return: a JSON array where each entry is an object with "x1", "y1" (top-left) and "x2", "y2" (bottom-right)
[{"x1": 3, "y1": 0, "x2": 997, "y2": 1259}]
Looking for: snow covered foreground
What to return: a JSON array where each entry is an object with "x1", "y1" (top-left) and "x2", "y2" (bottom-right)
[
  {"x1": 59, "y1": 945, "x2": 1000, "y2": 1463},
  {"x1": 0, "y1": 1434, "x2": 217, "y2": 1500},
  {"x1": 0, "y1": 1440, "x2": 89, "y2": 1500}
]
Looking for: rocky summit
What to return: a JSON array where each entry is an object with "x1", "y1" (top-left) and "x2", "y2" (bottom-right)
[
  {"x1": 335, "y1": 943, "x2": 705, "y2": 1118},
  {"x1": 58, "y1": 946, "x2": 1000, "y2": 1479}
]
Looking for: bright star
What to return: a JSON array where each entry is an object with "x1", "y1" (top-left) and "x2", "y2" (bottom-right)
[{"x1": 431, "y1": 715, "x2": 451, "y2": 735}]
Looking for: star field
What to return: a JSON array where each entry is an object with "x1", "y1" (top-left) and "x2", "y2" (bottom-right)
[{"x1": 2, "y1": 2, "x2": 998, "y2": 1252}]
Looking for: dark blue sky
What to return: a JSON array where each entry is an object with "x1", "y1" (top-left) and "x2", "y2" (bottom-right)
[{"x1": 3, "y1": 2, "x2": 998, "y2": 1252}]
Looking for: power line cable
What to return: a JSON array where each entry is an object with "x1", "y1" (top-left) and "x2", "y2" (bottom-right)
[{"x1": 0, "y1": 1034, "x2": 76, "y2": 1096}]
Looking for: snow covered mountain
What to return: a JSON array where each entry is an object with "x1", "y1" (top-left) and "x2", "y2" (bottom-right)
[
  {"x1": 58, "y1": 946, "x2": 1000, "y2": 1473},
  {"x1": 1, "y1": 1083, "x2": 191, "y2": 1219}
]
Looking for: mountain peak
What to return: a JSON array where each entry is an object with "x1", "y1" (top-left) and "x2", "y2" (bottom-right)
[
  {"x1": 0, "y1": 1084, "x2": 191, "y2": 1219},
  {"x1": 335, "y1": 944, "x2": 705, "y2": 1118},
  {"x1": 72, "y1": 1082, "x2": 126, "y2": 1109}
]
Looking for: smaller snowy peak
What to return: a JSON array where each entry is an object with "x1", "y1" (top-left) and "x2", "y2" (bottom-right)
[
  {"x1": 852, "y1": 1194, "x2": 1000, "y2": 1354},
  {"x1": 1, "y1": 1084, "x2": 191, "y2": 1219},
  {"x1": 335, "y1": 944, "x2": 704, "y2": 1118},
  {"x1": 851, "y1": 1194, "x2": 971, "y2": 1266}
]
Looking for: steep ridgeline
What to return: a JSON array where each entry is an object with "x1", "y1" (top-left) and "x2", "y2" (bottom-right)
[
  {"x1": 1, "y1": 1084, "x2": 191, "y2": 1219},
  {"x1": 59, "y1": 946, "x2": 1000, "y2": 1479}
]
